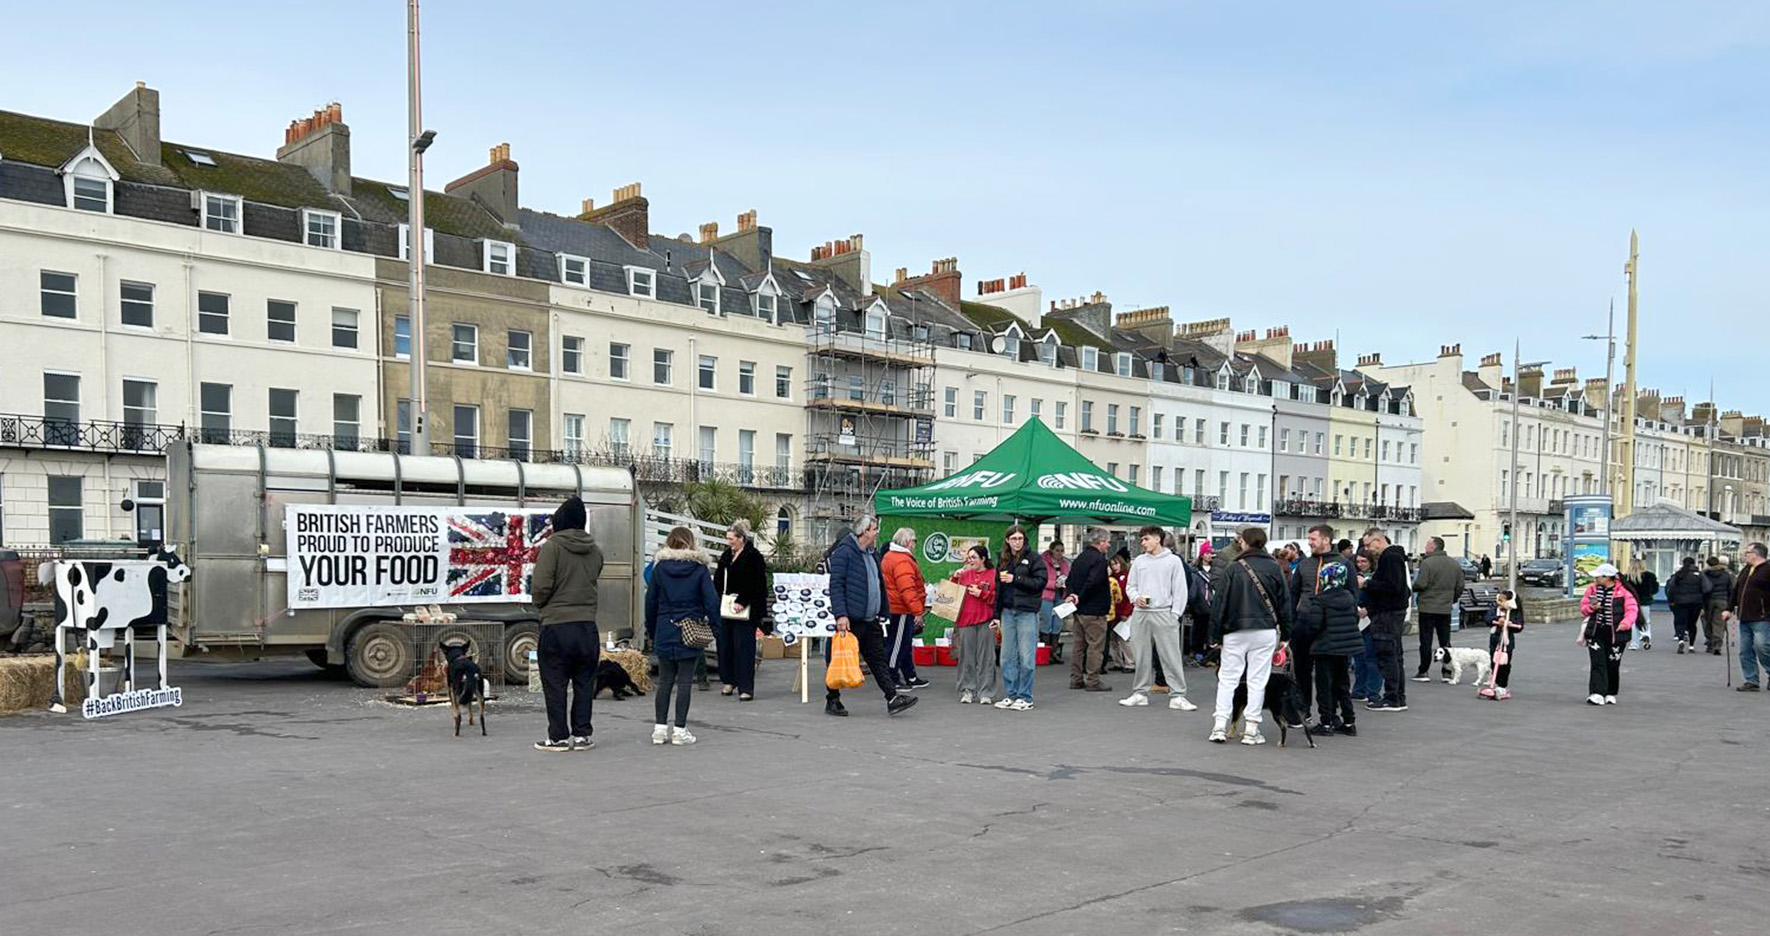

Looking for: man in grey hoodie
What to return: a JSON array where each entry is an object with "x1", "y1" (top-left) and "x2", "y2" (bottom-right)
[{"x1": 531, "y1": 496, "x2": 605, "y2": 752}]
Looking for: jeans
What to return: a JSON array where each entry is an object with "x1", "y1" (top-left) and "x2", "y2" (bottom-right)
[
  {"x1": 654, "y1": 653, "x2": 697, "y2": 727},
  {"x1": 885, "y1": 612, "x2": 921, "y2": 684},
  {"x1": 1353, "y1": 631, "x2": 1383, "y2": 698},
  {"x1": 1741, "y1": 620, "x2": 1770, "y2": 687},
  {"x1": 1370, "y1": 610, "x2": 1406, "y2": 706},
  {"x1": 1000, "y1": 609, "x2": 1041, "y2": 702},
  {"x1": 539, "y1": 622, "x2": 599, "y2": 742},
  {"x1": 716, "y1": 617, "x2": 756, "y2": 695},
  {"x1": 1417, "y1": 612, "x2": 1452, "y2": 674},
  {"x1": 1629, "y1": 605, "x2": 1653, "y2": 649},
  {"x1": 1212, "y1": 628, "x2": 1279, "y2": 727},
  {"x1": 1038, "y1": 598, "x2": 1063, "y2": 637}
]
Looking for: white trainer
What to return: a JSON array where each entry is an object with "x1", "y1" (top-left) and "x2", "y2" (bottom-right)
[
  {"x1": 1119, "y1": 692, "x2": 1150, "y2": 707},
  {"x1": 959, "y1": 691, "x2": 974, "y2": 704},
  {"x1": 978, "y1": 696, "x2": 994, "y2": 706},
  {"x1": 651, "y1": 724, "x2": 670, "y2": 745},
  {"x1": 1169, "y1": 695, "x2": 1197, "y2": 712},
  {"x1": 1011, "y1": 699, "x2": 1034, "y2": 711},
  {"x1": 1240, "y1": 727, "x2": 1266, "y2": 745},
  {"x1": 1603, "y1": 695, "x2": 1617, "y2": 705},
  {"x1": 1208, "y1": 725, "x2": 1228, "y2": 743},
  {"x1": 670, "y1": 726, "x2": 697, "y2": 745},
  {"x1": 1586, "y1": 694, "x2": 1605, "y2": 705},
  {"x1": 993, "y1": 697, "x2": 1015, "y2": 709}
]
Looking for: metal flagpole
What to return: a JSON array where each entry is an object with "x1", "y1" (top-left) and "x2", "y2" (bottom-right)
[
  {"x1": 1509, "y1": 338, "x2": 1521, "y2": 596},
  {"x1": 407, "y1": 0, "x2": 432, "y2": 454}
]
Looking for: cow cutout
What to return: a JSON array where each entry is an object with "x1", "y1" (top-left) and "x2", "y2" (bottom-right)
[{"x1": 45, "y1": 547, "x2": 191, "y2": 714}]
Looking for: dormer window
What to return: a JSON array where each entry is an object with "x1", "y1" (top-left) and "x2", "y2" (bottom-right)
[
  {"x1": 1002, "y1": 334, "x2": 1020, "y2": 357},
  {"x1": 61, "y1": 145, "x2": 118, "y2": 214},
  {"x1": 1271, "y1": 380, "x2": 1288, "y2": 400},
  {"x1": 398, "y1": 224, "x2": 434, "y2": 262},
  {"x1": 303, "y1": 209, "x2": 341, "y2": 249},
  {"x1": 483, "y1": 240, "x2": 515, "y2": 276},
  {"x1": 1116, "y1": 353, "x2": 1132, "y2": 377},
  {"x1": 1246, "y1": 377, "x2": 1259, "y2": 395},
  {"x1": 815, "y1": 294, "x2": 836, "y2": 327},
  {"x1": 913, "y1": 324, "x2": 930, "y2": 342},
  {"x1": 1399, "y1": 399, "x2": 1411, "y2": 417},
  {"x1": 956, "y1": 333, "x2": 973, "y2": 351},
  {"x1": 1037, "y1": 341, "x2": 1056, "y2": 365},
  {"x1": 626, "y1": 266, "x2": 656, "y2": 299},
  {"x1": 1081, "y1": 347, "x2": 1099, "y2": 372},
  {"x1": 559, "y1": 254, "x2": 589, "y2": 286},
  {"x1": 1217, "y1": 370, "x2": 1230, "y2": 391},
  {"x1": 865, "y1": 309, "x2": 887, "y2": 338},
  {"x1": 698, "y1": 282, "x2": 721, "y2": 315},
  {"x1": 1331, "y1": 389, "x2": 1343, "y2": 406},
  {"x1": 754, "y1": 292, "x2": 777, "y2": 323},
  {"x1": 201, "y1": 192, "x2": 241, "y2": 233}
]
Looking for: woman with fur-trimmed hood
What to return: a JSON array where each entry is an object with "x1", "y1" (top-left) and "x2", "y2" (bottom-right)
[{"x1": 646, "y1": 527, "x2": 720, "y2": 746}]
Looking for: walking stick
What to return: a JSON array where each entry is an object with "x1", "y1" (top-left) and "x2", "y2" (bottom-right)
[{"x1": 1724, "y1": 618, "x2": 1732, "y2": 688}]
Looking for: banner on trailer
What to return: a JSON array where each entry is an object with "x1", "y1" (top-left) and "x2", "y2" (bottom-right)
[{"x1": 285, "y1": 504, "x2": 557, "y2": 608}]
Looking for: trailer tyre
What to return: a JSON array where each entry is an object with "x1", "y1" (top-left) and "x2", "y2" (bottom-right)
[
  {"x1": 501, "y1": 622, "x2": 540, "y2": 685},
  {"x1": 304, "y1": 648, "x2": 347, "y2": 677},
  {"x1": 346, "y1": 621, "x2": 415, "y2": 688}
]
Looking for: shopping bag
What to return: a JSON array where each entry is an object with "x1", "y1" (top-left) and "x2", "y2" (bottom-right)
[
  {"x1": 930, "y1": 580, "x2": 967, "y2": 619},
  {"x1": 720, "y1": 594, "x2": 745, "y2": 620},
  {"x1": 826, "y1": 632, "x2": 866, "y2": 689}
]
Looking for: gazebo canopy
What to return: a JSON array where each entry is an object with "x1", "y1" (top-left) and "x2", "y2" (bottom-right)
[
  {"x1": 874, "y1": 419, "x2": 1192, "y2": 526},
  {"x1": 1611, "y1": 501, "x2": 1742, "y2": 542}
]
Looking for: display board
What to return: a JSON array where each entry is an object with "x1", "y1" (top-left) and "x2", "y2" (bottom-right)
[
  {"x1": 285, "y1": 504, "x2": 555, "y2": 608},
  {"x1": 880, "y1": 516, "x2": 1001, "y2": 641},
  {"x1": 769, "y1": 573, "x2": 834, "y2": 646}
]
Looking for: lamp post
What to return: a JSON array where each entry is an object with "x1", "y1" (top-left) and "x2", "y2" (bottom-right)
[
  {"x1": 406, "y1": 0, "x2": 436, "y2": 455},
  {"x1": 1508, "y1": 344, "x2": 1553, "y2": 595},
  {"x1": 1580, "y1": 300, "x2": 1616, "y2": 496}
]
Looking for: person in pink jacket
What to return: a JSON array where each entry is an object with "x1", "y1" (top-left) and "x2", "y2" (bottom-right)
[{"x1": 1578, "y1": 563, "x2": 1638, "y2": 705}]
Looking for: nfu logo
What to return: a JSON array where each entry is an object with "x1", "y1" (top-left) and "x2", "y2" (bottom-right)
[
  {"x1": 923, "y1": 532, "x2": 951, "y2": 563},
  {"x1": 1036, "y1": 472, "x2": 1130, "y2": 493},
  {"x1": 926, "y1": 470, "x2": 1018, "y2": 492}
]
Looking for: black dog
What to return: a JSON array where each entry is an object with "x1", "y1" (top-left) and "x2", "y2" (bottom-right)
[
  {"x1": 1228, "y1": 669, "x2": 1314, "y2": 748},
  {"x1": 440, "y1": 642, "x2": 486, "y2": 737},
  {"x1": 593, "y1": 659, "x2": 644, "y2": 700}
]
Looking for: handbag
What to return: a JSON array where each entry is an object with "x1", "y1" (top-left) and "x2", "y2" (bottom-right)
[
  {"x1": 677, "y1": 615, "x2": 714, "y2": 650},
  {"x1": 720, "y1": 593, "x2": 746, "y2": 620}
]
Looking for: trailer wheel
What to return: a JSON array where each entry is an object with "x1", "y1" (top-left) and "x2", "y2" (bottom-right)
[
  {"x1": 346, "y1": 621, "x2": 415, "y2": 688},
  {"x1": 501, "y1": 623, "x2": 540, "y2": 685},
  {"x1": 304, "y1": 649, "x2": 346, "y2": 677}
]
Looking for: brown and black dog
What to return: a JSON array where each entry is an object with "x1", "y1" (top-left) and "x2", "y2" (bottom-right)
[
  {"x1": 441, "y1": 642, "x2": 487, "y2": 737},
  {"x1": 1227, "y1": 669, "x2": 1315, "y2": 748}
]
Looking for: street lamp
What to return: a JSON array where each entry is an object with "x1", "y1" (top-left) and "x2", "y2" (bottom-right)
[
  {"x1": 406, "y1": 0, "x2": 434, "y2": 455},
  {"x1": 1580, "y1": 299, "x2": 1616, "y2": 496}
]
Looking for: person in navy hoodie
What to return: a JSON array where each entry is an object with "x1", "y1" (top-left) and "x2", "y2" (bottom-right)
[
  {"x1": 824, "y1": 514, "x2": 920, "y2": 718},
  {"x1": 645, "y1": 526, "x2": 720, "y2": 746}
]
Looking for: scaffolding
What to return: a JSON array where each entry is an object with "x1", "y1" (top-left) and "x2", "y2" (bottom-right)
[{"x1": 804, "y1": 318, "x2": 938, "y2": 545}]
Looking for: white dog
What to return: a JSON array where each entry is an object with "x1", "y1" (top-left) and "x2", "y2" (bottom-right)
[{"x1": 1433, "y1": 646, "x2": 1492, "y2": 688}]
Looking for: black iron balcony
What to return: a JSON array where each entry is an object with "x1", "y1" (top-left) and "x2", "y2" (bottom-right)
[
  {"x1": 1190, "y1": 495, "x2": 1223, "y2": 512},
  {"x1": 0, "y1": 414, "x2": 186, "y2": 454},
  {"x1": 1276, "y1": 498, "x2": 1338, "y2": 518}
]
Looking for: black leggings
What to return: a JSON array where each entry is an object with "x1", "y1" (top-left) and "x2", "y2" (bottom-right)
[
  {"x1": 655, "y1": 654, "x2": 698, "y2": 728},
  {"x1": 1488, "y1": 631, "x2": 1518, "y2": 688},
  {"x1": 1671, "y1": 605, "x2": 1701, "y2": 645}
]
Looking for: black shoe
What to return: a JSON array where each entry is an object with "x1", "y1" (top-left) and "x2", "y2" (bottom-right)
[
  {"x1": 1084, "y1": 683, "x2": 1111, "y2": 692},
  {"x1": 903, "y1": 676, "x2": 932, "y2": 689},
  {"x1": 825, "y1": 700, "x2": 849, "y2": 716},
  {"x1": 1336, "y1": 722, "x2": 1357, "y2": 737},
  {"x1": 887, "y1": 694, "x2": 920, "y2": 716},
  {"x1": 1738, "y1": 684, "x2": 1761, "y2": 692}
]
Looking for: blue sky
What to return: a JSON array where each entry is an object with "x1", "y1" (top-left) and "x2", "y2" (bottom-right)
[{"x1": 5, "y1": 1, "x2": 1765, "y2": 405}]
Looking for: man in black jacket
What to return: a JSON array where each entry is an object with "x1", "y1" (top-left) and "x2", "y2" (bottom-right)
[
  {"x1": 1360, "y1": 528, "x2": 1412, "y2": 712},
  {"x1": 1064, "y1": 528, "x2": 1114, "y2": 691},
  {"x1": 1207, "y1": 526, "x2": 1292, "y2": 745}
]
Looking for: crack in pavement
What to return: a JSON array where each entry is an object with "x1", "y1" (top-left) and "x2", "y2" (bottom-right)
[{"x1": 957, "y1": 762, "x2": 1304, "y2": 795}]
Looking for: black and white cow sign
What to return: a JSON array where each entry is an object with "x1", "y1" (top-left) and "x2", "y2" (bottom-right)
[{"x1": 45, "y1": 547, "x2": 191, "y2": 716}]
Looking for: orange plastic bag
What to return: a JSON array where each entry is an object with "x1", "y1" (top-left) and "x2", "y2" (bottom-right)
[{"x1": 825, "y1": 631, "x2": 865, "y2": 690}]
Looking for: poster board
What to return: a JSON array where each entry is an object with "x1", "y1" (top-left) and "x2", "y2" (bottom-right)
[{"x1": 285, "y1": 504, "x2": 554, "y2": 608}]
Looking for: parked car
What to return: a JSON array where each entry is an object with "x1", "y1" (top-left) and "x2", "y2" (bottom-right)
[
  {"x1": 1519, "y1": 558, "x2": 1565, "y2": 588},
  {"x1": 1455, "y1": 557, "x2": 1481, "y2": 581}
]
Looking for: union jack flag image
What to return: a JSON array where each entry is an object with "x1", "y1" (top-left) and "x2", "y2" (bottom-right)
[{"x1": 446, "y1": 511, "x2": 557, "y2": 598}]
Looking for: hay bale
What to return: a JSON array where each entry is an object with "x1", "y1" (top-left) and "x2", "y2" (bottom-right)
[
  {"x1": 0, "y1": 655, "x2": 59, "y2": 714},
  {"x1": 603, "y1": 647, "x2": 651, "y2": 693}
]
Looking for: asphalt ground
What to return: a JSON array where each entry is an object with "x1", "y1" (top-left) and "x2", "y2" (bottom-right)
[{"x1": 3, "y1": 617, "x2": 1766, "y2": 936}]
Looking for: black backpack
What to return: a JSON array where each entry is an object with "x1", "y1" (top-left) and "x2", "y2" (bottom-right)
[{"x1": 1185, "y1": 562, "x2": 1212, "y2": 622}]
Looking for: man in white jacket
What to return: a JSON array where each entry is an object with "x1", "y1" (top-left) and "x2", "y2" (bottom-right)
[{"x1": 1120, "y1": 525, "x2": 1197, "y2": 711}]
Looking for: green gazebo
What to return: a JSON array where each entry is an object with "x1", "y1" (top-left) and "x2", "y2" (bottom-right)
[{"x1": 874, "y1": 419, "x2": 1191, "y2": 526}]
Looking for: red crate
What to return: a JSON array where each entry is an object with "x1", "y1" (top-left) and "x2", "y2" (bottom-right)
[
  {"x1": 935, "y1": 645, "x2": 958, "y2": 666},
  {"x1": 912, "y1": 645, "x2": 938, "y2": 667},
  {"x1": 1036, "y1": 646, "x2": 1052, "y2": 666}
]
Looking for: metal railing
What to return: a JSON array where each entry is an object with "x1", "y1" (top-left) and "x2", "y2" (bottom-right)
[{"x1": 0, "y1": 414, "x2": 185, "y2": 454}]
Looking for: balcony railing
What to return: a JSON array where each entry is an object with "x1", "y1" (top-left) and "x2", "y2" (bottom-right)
[
  {"x1": 0, "y1": 415, "x2": 808, "y2": 491},
  {"x1": 1276, "y1": 498, "x2": 1338, "y2": 517},
  {"x1": 1191, "y1": 495, "x2": 1222, "y2": 512},
  {"x1": 0, "y1": 414, "x2": 185, "y2": 454}
]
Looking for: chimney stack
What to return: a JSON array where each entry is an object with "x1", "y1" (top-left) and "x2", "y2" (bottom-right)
[
  {"x1": 698, "y1": 221, "x2": 718, "y2": 244},
  {"x1": 809, "y1": 235, "x2": 873, "y2": 295},
  {"x1": 94, "y1": 81, "x2": 162, "y2": 169},
  {"x1": 1294, "y1": 338, "x2": 1337, "y2": 374},
  {"x1": 579, "y1": 182, "x2": 649, "y2": 249},
  {"x1": 1357, "y1": 352, "x2": 1382, "y2": 368},
  {"x1": 275, "y1": 101, "x2": 351, "y2": 195},
  {"x1": 736, "y1": 210, "x2": 757, "y2": 232},
  {"x1": 894, "y1": 257, "x2": 961, "y2": 309},
  {"x1": 443, "y1": 142, "x2": 520, "y2": 225}
]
